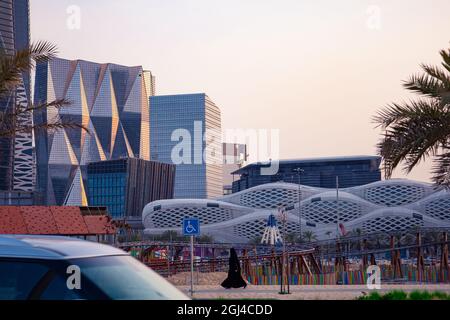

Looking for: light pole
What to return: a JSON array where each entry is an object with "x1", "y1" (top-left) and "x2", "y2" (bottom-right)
[
  {"x1": 293, "y1": 168, "x2": 304, "y2": 244},
  {"x1": 278, "y1": 206, "x2": 290, "y2": 294},
  {"x1": 336, "y1": 176, "x2": 340, "y2": 240}
]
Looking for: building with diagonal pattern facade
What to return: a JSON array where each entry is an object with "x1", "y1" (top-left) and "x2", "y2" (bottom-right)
[
  {"x1": 34, "y1": 57, "x2": 154, "y2": 205},
  {"x1": 0, "y1": 0, "x2": 34, "y2": 193}
]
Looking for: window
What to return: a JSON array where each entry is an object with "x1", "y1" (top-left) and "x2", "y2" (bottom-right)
[
  {"x1": 40, "y1": 274, "x2": 84, "y2": 300},
  {"x1": 0, "y1": 260, "x2": 49, "y2": 300}
]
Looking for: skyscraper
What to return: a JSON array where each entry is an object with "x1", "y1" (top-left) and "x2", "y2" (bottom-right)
[
  {"x1": 34, "y1": 57, "x2": 154, "y2": 205},
  {"x1": 0, "y1": 0, "x2": 33, "y2": 192},
  {"x1": 0, "y1": 0, "x2": 15, "y2": 191},
  {"x1": 150, "y1": 93, "x2": 223, "y2": 199}
]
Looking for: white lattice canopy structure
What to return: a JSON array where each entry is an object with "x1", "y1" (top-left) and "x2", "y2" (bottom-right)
[{"x1": 143, "y1": 179, "x2": 450, "y2": 242}]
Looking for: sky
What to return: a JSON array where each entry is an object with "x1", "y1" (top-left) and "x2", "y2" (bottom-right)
[{"x1": 30, "y1": 0, "x2": 450, "y2": 182}]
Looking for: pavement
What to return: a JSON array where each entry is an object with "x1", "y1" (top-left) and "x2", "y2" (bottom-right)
[{"x1": 176, "y1": 284, "x2": 450, "y2": 300}]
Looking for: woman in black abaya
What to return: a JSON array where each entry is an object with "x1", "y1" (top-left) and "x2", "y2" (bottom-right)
[{"x1": 221, "y1": 248, "x2": 247, "y2": 289}]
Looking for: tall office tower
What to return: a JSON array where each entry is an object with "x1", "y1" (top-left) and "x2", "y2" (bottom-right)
[
  {"x1": 0, "y1": 0, "x2": 15, "y2": 191},
  {"x1": 0, "y1": 0, "x2": 34, "y2": 192},
  {"x1": 12, "y1": 0, "x2": 33, "y2": 192},
  {"x1": 34, "y1": 57, "x2": 154, "y2": 205},
  {"x1": 150, "y1": 93, "x2": 223, "y2": 199}
]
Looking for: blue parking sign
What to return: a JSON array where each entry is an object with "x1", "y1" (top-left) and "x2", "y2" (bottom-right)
[{"x1": 183, "y1": 218, "x2": 200, "y2": 236}]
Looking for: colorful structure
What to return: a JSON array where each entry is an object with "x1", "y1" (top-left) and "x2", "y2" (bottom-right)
[{"x1": 260, "y1": 214, "x2": 282, "y2": 245}]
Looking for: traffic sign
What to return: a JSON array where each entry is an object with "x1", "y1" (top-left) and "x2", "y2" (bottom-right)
[{"x1": 183, "y1": 218, "x2": 200, "y2": 236}]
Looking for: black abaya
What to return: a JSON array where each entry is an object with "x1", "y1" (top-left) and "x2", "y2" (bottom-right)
[{"x1": 221, "y1": 248, "x2": 247, "y2": 289}]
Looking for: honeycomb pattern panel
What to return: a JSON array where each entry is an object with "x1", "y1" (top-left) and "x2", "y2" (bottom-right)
[
  {"x1": 364, "y1": 185, "x2": 425, "y2": 206},
  {"x1": 239, "y1": 188, "x2": 299, "y2": 209},
  {"x1": 362, "y1": 216, "x2": 424, "y2": 234},
  {"x1": 232, "y1": 218, "x2": 305, "y2": 240},
  {"x1": 233, "y1": 219, "x2": 267, "y2": 239},
  {"x1": 151, "y1": 207, "x2": 234, "y2": 228},
  {"x1": 301, "y1": 200, "x2": 362, "y2": 224},
  {"x1": 425, "y1": 198, "x2": 450, "y2": 220}
]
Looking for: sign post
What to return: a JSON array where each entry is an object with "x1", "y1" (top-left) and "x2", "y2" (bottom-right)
[{"x1": 183, "y1": 218, "x2": 200, "y2": 297}]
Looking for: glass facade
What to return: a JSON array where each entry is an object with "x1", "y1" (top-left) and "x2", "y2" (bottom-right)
[
  {"x1": 150, "y1": 93, "x2": 222, "y2": 199},
  {"x1": 232, "y1": 156, "x2": 382, "y2": 192},
  {"x1": 88, "y1": 160, "x2": 127, "y2": 218},
  {"x1": 0, "y1": 0, "x2": 32, "y2": 192},
  {"x1": 88, "y1": 158, "x2": 175, "y2": 219},
  {"x1": 34, "y1": 58, "x2": 154, "y2": 205}
]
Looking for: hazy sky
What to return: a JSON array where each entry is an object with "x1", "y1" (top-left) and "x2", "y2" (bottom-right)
[{"x1": 30, "y1": 0, "x2": 450, "y2": 182}]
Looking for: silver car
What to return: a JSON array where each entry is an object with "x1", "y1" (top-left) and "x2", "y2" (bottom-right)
[{"x1": 0, "y1": 235, "x2": 188, "y2": 300}]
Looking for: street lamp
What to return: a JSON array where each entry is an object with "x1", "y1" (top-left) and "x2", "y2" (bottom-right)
[{"x1": 292, "y1": 168, "x2": 304, "y2": 244}]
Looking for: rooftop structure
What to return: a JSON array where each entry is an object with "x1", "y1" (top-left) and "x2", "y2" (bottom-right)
[{"x1": 231, "y1": 155, "x2": 381, "y2": 193}]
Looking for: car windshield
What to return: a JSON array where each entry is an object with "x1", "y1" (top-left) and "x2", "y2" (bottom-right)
[{"x1": 70, "y1": 255, "x2": 188, "y2": 300}]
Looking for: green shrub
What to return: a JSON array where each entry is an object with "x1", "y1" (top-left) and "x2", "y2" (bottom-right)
[
  {"x1": 358, "y1": 290, "x2": 450, "y2": 300},
  {"x1": 382, "y1": 290, "x2": 408, "y2": 300},
  {"x1": 409, "y1": 290, "x2": 432, "y2": 300},
  {"x1": 359, "y1": 291, "x2": 382, "y2": 300}
]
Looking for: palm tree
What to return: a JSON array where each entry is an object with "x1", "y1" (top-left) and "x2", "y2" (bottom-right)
[
  {"x1": 249, "y1": 236, "x2": 262, "y2": 245},
  {"x1": 351, "y1": 228, "x2": 364, "y2": 251},
  {"x1": 197, "y1": 234, "x2": 214, "y2": 244},
  {"x1": 374, "y1": 45, "x2": 450, "y2": 186},
  {"x1": 302, "y1": 230, "x2": 317, "y2": 243},
  {"x1": 285, "y1": 232, "x2": 299, "y2": 244},
  {"x1": 0, "y1": 41, "x2": 87, "y2": 138}
]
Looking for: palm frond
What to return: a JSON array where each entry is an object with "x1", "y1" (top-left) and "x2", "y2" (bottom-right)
[
  {"x1": 0, "y1": 97, "x2": 88, "y2": 138},
  {"x1": 376, "y1": 99, "x2": 450, "y2": 178},
  {"x1": 373, "y1": 99, "x2": 448, "y2": 128},
  {"x1": 0, "y1": 40, "x2": 58, "y2": 97},
  {"x1": 29, "y1": 40, "x2": 58, "y2": 64},
  {"x1": 420, "y1": 63, "x2": 450, "y2": 85},
  {"x1": 0, "y1": 118, "x2": 89, "y2": 137},
  {"x1": 440, "y1": 48, "x2": 450, "y2": 73},
  {"x1": 17, "y1": 98, "x2": 71, "y2": 115},
  {"x1": 431, "y1": 151, "x2": 450, "y2": 187},
  {"x1": 403, "y1": 73, "x2": 449, "y2": 101}
]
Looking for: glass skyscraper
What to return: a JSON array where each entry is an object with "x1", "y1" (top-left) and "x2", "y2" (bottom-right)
[
  {"x1": 150, "y1": 93, "x2": 223, "y2": 199},
  {"x1": 34, "y1": 57, "x2": 154, "y2": 205},
  {"x1": 0, "y1": 0, "x2": 33, "y2": 192}
]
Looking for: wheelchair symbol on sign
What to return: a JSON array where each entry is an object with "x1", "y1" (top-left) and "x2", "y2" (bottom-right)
[
  {"x1": 185, "y1": 221, "x2": 196, "y2": 233},
  {"x1": 183, "y1": 218, "x2": 200, "y2": 236}
]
